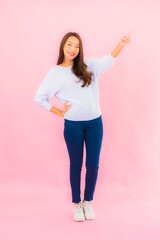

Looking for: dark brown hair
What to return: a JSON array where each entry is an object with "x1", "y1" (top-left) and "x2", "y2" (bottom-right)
[{"x1": 57, "y1": 32, "x2": 92, "y2": 87}]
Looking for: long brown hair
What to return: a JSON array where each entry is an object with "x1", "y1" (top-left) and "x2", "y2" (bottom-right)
[{"x1": 57, "y1": 32, "x2": 92, "y2": 87}]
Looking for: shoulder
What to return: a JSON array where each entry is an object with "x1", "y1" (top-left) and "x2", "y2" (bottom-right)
[
  {"x1": 41, "y1": 65, "x2": 60, "y2": 85},
  {"x1": 84, "y1": 58, "x2": 95, "y2": 67},
  {"x1": 44, "y1": 65, "x2": 66, "y2": 78},
  {"x1": 47, "y1": 65, "x2": 60, "y2": 73}
]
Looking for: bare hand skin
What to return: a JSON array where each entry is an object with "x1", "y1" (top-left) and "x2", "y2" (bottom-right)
[
  {"x1": 60, "y1": 102, "x2": 72, "y2": 117},
  {"x1": 111, "y1": 31, "x2": 132, "y2": 57},
  {"x1": 50, "y1": 102, "x2": 72, "y2": 117}
]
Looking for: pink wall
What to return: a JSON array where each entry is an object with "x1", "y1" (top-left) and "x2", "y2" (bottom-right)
[{"x1": 0, "y1": 0, "x2": 160, "y2": 200}]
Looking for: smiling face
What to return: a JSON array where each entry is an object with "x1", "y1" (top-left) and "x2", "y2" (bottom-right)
[{"x1": 63, "y1": 36, "x2": 80, "y2": 64}]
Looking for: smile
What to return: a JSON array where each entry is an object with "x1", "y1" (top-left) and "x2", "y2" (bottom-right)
[{"x1": 68, "y1": 52, "x2": 76, "y2": 57}]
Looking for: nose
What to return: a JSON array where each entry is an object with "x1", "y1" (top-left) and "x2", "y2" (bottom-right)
[
  {"x1": 70, "y1": 49, "x2": 75, "y2": 54},
  {"x1": 70, "y1": 46, "x2": 76, "y2": 53}
]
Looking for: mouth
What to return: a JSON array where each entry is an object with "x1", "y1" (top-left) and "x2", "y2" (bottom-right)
[{"x1": 68, "y1": 52, "x2": 76, "y2": 57}]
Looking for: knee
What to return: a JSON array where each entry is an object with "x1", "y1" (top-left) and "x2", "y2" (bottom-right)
[
  {"x1": 70, "y1": 165, "x2": 82, "y2": 173},
  {"x1": 86, "y1": 166, "x2": 99, "y2": 172}
]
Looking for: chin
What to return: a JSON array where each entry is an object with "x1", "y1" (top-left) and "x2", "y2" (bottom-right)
[{"x1": 68, "y1": 56, "x2": 76, "y2": 60}]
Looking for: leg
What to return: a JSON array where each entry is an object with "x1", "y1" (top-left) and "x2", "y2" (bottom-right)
[
  {"x1": 84, "y1": 116, "x2": 103, "y2": 201},
  {"x1": 63, "y1": 120, "x2": 84, "y2": 203}
]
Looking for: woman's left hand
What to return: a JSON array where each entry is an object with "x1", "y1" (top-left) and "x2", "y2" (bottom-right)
[
  {"x1": 111, "y1": 30, "x2": 132, "y2": 57},
  {"x1": 120, "y1": 31, "x2": 132, "y2": 46}
]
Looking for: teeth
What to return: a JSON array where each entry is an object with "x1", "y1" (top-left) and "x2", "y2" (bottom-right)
[{"x1": 68, "y1": 53, "x2": 75, "y2": 56}]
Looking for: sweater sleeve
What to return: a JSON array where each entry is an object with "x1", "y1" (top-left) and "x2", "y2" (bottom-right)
[
  {"x1": 34, "y1": 67, "x2": 58, "y2": 111},
  {"x1": 85, "y1": 54, "x2": 115, "y2": 79}
]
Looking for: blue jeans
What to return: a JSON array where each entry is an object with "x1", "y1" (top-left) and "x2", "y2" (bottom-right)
[{"x1": 64, "y1": 116, "x2": 103, "y2": 203}]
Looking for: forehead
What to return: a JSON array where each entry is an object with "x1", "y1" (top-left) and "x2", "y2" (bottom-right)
[{"x1": 66, "y1": 36, "x2": 79, "y2": 45}]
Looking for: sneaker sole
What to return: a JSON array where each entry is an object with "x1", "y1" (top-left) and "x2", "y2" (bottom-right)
[{"x1": 73, "y1": 218, "x2": 85, "y2": 222}]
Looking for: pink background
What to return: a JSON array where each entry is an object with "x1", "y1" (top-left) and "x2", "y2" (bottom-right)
[{"x1": 0, "y1": 0, "x2": 160, "y2": 239}]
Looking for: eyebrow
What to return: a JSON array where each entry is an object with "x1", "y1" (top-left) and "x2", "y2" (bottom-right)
[{"x1": 67, "y1": 41, "x2": 79, "y2": 46}]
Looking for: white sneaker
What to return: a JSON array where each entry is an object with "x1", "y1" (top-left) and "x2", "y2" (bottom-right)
[
  {"x1": 73, "y1": 202, "x2": 85, "y2": 222},
  {"x1": 83, "y1": 201, "x2": 95, "y2": 220}
]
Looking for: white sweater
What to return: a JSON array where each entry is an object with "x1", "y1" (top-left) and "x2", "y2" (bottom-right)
[{"x1": 35, "y1": 54, "x2": 115, "y2": 121}]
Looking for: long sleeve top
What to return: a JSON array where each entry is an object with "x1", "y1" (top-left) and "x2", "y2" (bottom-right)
[{"x1": 34, "y1": 54, "x2": 115, "y2": 121}]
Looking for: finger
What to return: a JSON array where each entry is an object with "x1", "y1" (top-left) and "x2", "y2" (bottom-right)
[
  {"x1": 121, "y1": 36, "x2": 127, "y2": 42},
  {"x1": 65, "y1": 101, "x2": 71, "y2": 106},
  {"x1": 64, "y1": 105, "x2": 72, "y2": 111},
  {"x1": 65, "y1": 104, "x2": 72, "y2": 109},
  {"x1": 66, "y1": 106, "x2": 71, "y2": 111}
]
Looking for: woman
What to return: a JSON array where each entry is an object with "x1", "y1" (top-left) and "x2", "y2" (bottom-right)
[{"x1": 35, "y1": 32, "x2": 130, "y2": 222}]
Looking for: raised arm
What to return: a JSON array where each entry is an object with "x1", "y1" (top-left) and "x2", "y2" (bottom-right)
[{"x1": 111, "y1": 32, "x2": 131, "y2": 57}]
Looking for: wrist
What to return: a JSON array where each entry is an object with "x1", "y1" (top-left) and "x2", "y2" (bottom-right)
[
  {"x1": 119, "y1": 39, "x2": 126, "y2": 48},
  {"x1": 50, "y1": 106, "x2": 64, "y2": 117},
  {"x1": 59, "y1": 110, "x2": 64, "y2": 117}
]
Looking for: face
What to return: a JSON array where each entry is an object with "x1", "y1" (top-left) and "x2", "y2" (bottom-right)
[{"x1": 63, "y1": 36, "x2": 80, "y2": 62}]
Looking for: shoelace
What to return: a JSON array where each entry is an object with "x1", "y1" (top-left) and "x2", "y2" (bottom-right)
[
  {"x1": 83, "y1": 202, "x2": 92, "y2": 212},
  {"x1": 75, "y1": 204, "x2": 83, "y2": 213}
]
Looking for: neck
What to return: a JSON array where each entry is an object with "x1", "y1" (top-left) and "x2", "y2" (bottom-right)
[{"x1": 60, "y1": 59, "x2": 73, "y2": 67}]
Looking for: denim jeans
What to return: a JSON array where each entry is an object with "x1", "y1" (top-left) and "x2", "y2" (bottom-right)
[{"x1": 64, "y1": 116, "x2": 103, "y2": 203}]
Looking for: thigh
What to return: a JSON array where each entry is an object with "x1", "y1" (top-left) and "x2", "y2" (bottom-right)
[
  {"x1": 64, "y1": 120, "x2": 84, "y2": 167},
  {"x1": 84, "y1": 117, "x2": 103, "y2": 168}
]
